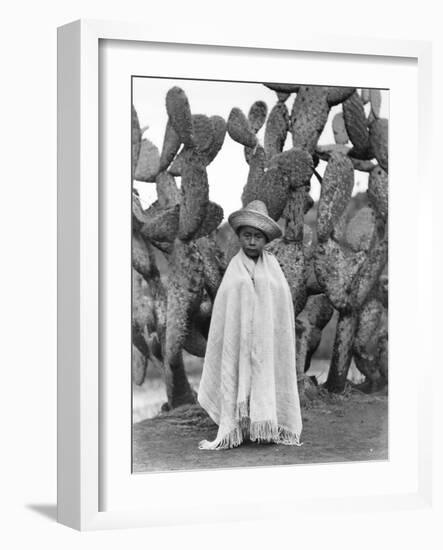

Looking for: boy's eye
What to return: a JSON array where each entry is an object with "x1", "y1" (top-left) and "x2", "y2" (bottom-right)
[{"x1": 242, "y1": 232, "x2": 264, "y2": 240}]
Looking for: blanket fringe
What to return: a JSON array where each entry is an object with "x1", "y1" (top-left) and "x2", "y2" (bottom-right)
[
  {"x1": 198, "y1": 417, "x2": 303, "y2": 450},
  {"x1": 275, "y1": 425, "x2": 303, "y2": 447},
  {"x1": 250, "y1": 421, "x2": 303, "y2": 447},
  {"x1": 198, "y1": 426, "x2": 243, "y2": 450}
]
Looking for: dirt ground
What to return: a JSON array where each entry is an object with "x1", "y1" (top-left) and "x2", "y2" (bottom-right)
[{"x1": 132, "y1": 387, "x2": 388, "y2": 473}]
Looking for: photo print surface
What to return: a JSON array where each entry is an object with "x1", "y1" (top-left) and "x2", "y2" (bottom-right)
[{"x1": 131, "y1": 77, "x2": 389, "y2": 473}]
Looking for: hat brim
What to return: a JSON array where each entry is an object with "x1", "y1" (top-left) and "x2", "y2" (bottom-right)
[{"x1": 228, "y1": 209, "x2": 282, "y2": 242}]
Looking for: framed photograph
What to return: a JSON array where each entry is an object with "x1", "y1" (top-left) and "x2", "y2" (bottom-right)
[{"x1": 57, "y1": 19, "x2": 433, "y2": 530}]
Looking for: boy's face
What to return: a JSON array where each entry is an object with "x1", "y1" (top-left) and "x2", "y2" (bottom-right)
[{"x1": 237, "y1": 226, "x2": 267, "y2": 259}]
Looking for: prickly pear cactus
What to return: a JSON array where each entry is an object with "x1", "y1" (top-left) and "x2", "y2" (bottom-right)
[
  {"x1": 132, "y1": 105, "x2": 142, "y2": 179},
  {"x1": 367, "y1": 166, "x2": 388, "y2": 221},
  {"x1": 131, "y1": 88, "x2": 227, "y2": 407},
  {"x1": 248, "y1": 100, "x2": 268, "y2": 133},
  {"x1": 369, "y1": 118, "x2": 389, "y2": 172},
  {"x1": 264, "y1": 102, "x2": 289, "y2": 158},
  {"x1": 290, "y1": 86, "x2": 330, "y2": 153},
  {"x1": 135, "y1": 138, "x2": 160, "y2": 182},
  {"x1": 352, "y1": 296, "x2": 388, "y2": 392},
  {"x1": 316, "y1": 152, "x2": 354, "y2": 242},
  {"x1": 295, "y1": 294, "x2": 334, "y2": 375},
  {"x1": 165, "y1": 86, "x2": 194, "y2": 147},
  {"x1": 132, "y1": 81, "x2": 389, "y2": 407},
  {"x1": 325, "y1": 310, "x2": 358, "y2": 392},
  {"x1": 343, "y1": 90, "x2": 373, "y2": 159},
  {"x1": 227, "y1": 107, "x2": 257, "y2": 148}
]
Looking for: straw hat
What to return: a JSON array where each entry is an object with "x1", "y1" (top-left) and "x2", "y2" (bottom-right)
[{"x1": 228, "y1": 200, "x2": 282, "y2": 242}]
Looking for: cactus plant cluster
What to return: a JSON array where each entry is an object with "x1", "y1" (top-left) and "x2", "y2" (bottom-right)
[
  {"x1": 132, "y1": 82, "x2": 389, "y2": 408},
  {"x1": 131, "y1": 89, "x2": 226, "y2": 407}
]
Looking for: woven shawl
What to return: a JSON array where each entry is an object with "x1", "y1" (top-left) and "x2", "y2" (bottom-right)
[{"x1": 197, "y1": 247, "x2": 303, "y2": 450}]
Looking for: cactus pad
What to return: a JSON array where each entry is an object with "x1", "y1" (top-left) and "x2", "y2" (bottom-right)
[
  {"x1": 192, "y1": 201, "x2": 224, "y2": 239},
  {"x1": 132, "y1": 193, "x2": 148, "y2": 231},
  {"x1": 183, "y1": 321, "x2": 207, "y2": 358},
  {"x1": 264, "y1": 102, "x2": 289, "y2": 159},
  {"x1": 241, "y1": 144, "x2": 266, "y2": 204},
  {"x1": 360, "y1": 88, "x2": 371, "y2": 104},
  {"x1": 306, "y1": 293, "x2": 334, "y2": 328},
  {"x1": 269, "y1": 147, "x2": 314, "y2": 189},
  {"x1": 277, "y1": 91, "x2": 291, "y2": 102},
  {"x1": 192, "y1": 113, "x2": 214, "y2": 153},
  {"x1": 132, "y1": 104, "x2": 142, "y2": 178},
  {"x1": 369, "y1": 89, "x2": 382, "y2": 118},
  {"x1": 317, "y1": 152, "x2": 354, "y2": 242},
  {"x1": 345, "y1": 206, "x2": 378, "y2": 252},
  {"x1": 367, "y1": 165, "x2": 388, "y2": 220},
  {"x1": 165, "y1": 87, "x2": 195, "y2": 148},
  {"x1": 196, "y1": 235, "x2": 226, "y2": 300},
  {"x1": 159, "y1": 118, "x2": 181, "y2": 172},
  {"x1": 168, "y1": 149, "x2": 185, "y2": 176},
  {"x1": 327, "y1": 86, "x2": 356, "y2": 106},
  {"x1": 369, "y1": 118, "x2": 388, "y2": 173},
  {"x1": 263, "y1": 166, "x2": 292, "y2": 220},
  {"x1": 132, "y1": 231, "x2": 160, "y2": 282},
  {"x1": 331, "y1": 207, "x2": 349, "y2": 243},
  {"x1": 264, "y1": 82, "x2": 300, "y2": 94},
  {"x1": 134, "y1": 138, "x2": 160, "y2": 182},
  {"x1": 282, "y1": 187, "x2": 306, "y2": 242},
  {"x1": 266, "y1": 239, "x2": 307, "y2": 316},
  {"x1": 155, "y1": 171, "x2": 181, "y2": 208},
  {"x1": 343, "y1": 91, "x2": 372, "y2": 159},
  {"x1": 332, "y1": 112, "x2": 349, "y2": 145},
  {"x1": 354, "y1": 297, "x2": 384, "y2": 354},
  {"x1": 132, "y1": 269, "x2": 158, "y2": 366},
  {"x1": 290, "y1": 86, "x2": 330, "y2": 154},
  {"x1": 140, "y1": 204, "x2": 180, "y2": 243},
  {"x1": 349, "y1": 239, "x2": 388, "y2": 309},
  {"x1": 227, "y1": 107, "x2": 257, "y2": 148},
  {"x1": 350, "y1": 158, "x2": 377, "y2": 172},
  {"x1": 132, "y1": 345, "x2": 148, "y2": 385},
  {"x1": 314, "y1": 238, "x2": 366, "y2": 310},
  {"x1": 246, "y1": 165, "x2": 290, "y2": 221},
  {"x1": 204, "y1": 115, "x2": 227, "y2": 165},
  {"x1": 178, "y1": 155, "x2": 209, "y2": 241},
  {"x1": 248, "y1": 100, "x2": 268, "y2": 133}
]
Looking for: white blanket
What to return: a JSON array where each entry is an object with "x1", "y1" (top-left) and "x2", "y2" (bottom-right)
[{"x1": 197, "y1": 247, "x2": 303, "y2": 450}]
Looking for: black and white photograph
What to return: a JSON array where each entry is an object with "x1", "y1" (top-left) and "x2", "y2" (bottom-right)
[
  {"x1": 4, "y1": 0, "x2": 441, "y2": 542},
  {"x1": 131, "y1": 77, "x2": 389, "y2": 473}
]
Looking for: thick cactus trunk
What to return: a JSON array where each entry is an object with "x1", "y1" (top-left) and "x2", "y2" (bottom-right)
[
  {"x1": 164, "y1": 352, "x2": 196, "y2": 408},
  {"x1": 325, "y1": 311, "x2": 358, "y2": 393},
  {"x1": 296, "y1": 294, "x2": 334, "y2": 374},
  {"x1": 353, "y1": 297, "x2": 388, "y2": 392}
]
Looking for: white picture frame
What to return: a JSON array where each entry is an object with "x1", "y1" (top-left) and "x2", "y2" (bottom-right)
[{"x1": 57, "y1": 18, "x2": 433, "y2": 531}]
